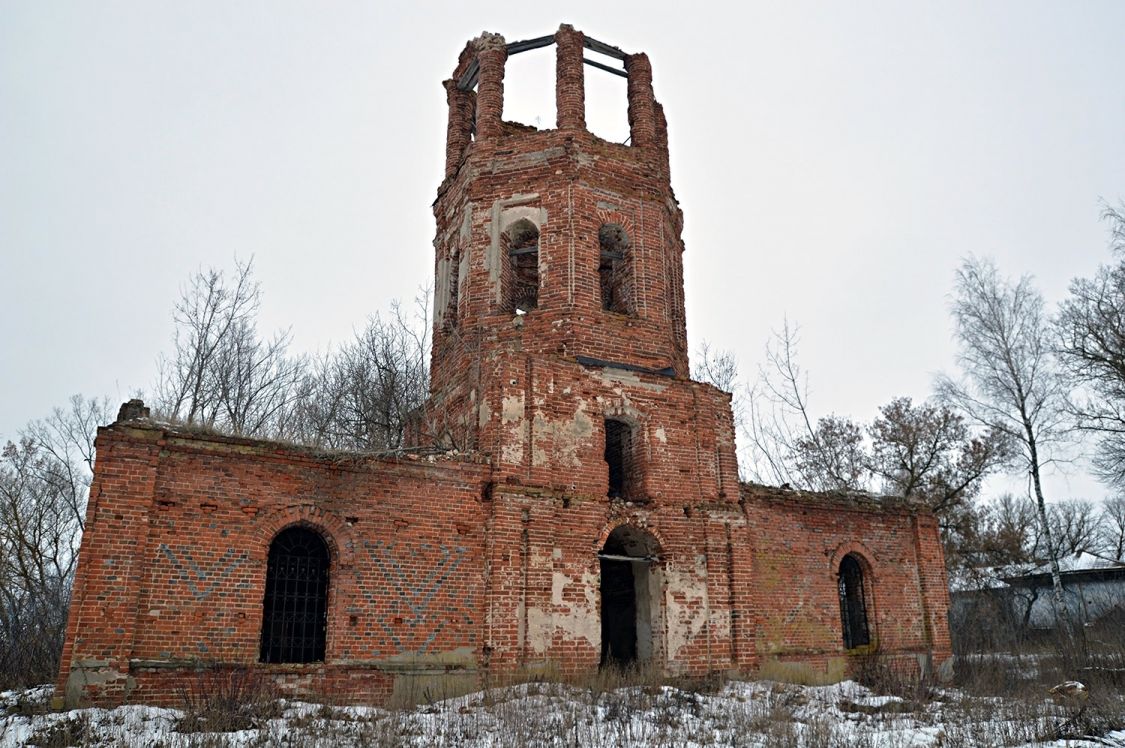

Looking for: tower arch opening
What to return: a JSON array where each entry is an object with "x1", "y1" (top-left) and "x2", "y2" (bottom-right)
[
  {"x1": 502, "y1": 218, "x2": 540, "y2": 313},
  {"x1": 599, "y1": 525, "x2": 663, "y2": 668},
  {"x1": 598, "y1": 223, "x2": 633, "y2": 314}
]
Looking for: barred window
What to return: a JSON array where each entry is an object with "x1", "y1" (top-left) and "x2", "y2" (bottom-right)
[
  {"x1": 260, "y1": 527, "x2": 330, "y2": 664},
  {"x1": 838, "y1": 554, "x2": 870, "y2": 649}
]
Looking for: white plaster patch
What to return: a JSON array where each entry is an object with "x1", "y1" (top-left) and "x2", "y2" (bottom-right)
[
  {"x1": 663, "y1": 559, "x2": 709, "y2": 660},
  {"x1": 531, "y1": 398, "x2": 593, "y2": 468},
  {"x1": 527, "y1": 569, "x2": 601, "y2": 653},
  {"x1": 594, "y1": 368, "x2": 668, "y2": 393},
  {"x1": 653, "y1": 426, "x2": 668, "y2": 444},
  {"x1": 501, "y1": 394, "x2": 525, "y2": 465}
]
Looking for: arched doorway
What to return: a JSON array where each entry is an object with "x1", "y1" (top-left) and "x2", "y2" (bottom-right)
[{"x1": 599, "y1": 525, "x2": 662, "y2": 667}]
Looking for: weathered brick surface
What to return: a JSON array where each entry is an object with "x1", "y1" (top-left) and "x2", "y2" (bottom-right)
[
  {"x1": 57, "y1": 25, "x2": 951, "y2": 707},
  {"x1": 57, "y1": 425, "x2": 489, "y2": 705}
]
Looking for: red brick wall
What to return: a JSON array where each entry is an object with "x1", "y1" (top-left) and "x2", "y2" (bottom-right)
[
  {"x1": 58, "y1": 420, "x2": 951, "y2": 706},
  {"x1": 57, "y1": 424, "x2": 490, "y2": 706},
  {"x1": 739, "y1": 485, "x2": 953, "y2": 680}
]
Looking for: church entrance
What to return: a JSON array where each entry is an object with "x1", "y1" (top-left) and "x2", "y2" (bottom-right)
[{"x1": 599, "y1": 525, "x2": 662, "y2": 668}]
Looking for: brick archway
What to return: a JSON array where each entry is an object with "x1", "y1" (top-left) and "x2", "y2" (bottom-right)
[
  {"x1": 596, "y1": 523, "x2": 665, "y2": 668},
  {"x1": 255, "y1": 504, "x2": 354, "y2": 569},
  {"x1": 830, "y1": 541, "x2": 879, "y2": 651},
  {"x1": 829, "y1": 540, "x2": 879, "y2": 579}
]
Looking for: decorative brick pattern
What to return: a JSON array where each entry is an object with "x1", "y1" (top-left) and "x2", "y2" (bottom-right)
[
  {"x1": 363, "y1": 541, "x2": 475, "y2": 655},
  {"x1": 158, "y1": 545, "x2": 249, "y2": 602}
]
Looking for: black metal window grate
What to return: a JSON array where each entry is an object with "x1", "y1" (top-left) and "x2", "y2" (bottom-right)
[
  {"x1": 838, "y1": 555, "x2": 870, "y2": 649},
  {"x1": 260, "y1": 527, "x2": 329, "y2": 664}
]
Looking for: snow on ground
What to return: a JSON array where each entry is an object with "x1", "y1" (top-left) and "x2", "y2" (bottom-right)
[{"x1": 3, "y1": 679, "x2": 1124, "y2": 747}]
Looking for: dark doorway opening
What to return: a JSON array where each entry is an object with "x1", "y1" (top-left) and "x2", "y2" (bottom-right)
[
  {"x1": 600, "y1": 555, "x2": 637, "y2": 665},
  {"x1": 599, "y1": 525, "x2": 660, "y2": 668}
]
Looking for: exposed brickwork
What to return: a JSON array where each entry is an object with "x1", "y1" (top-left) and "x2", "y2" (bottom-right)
[{"x1": 57, "y1": 24, "x2": 952, "y2": 708}]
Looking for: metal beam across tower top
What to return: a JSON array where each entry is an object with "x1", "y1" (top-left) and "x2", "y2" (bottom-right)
[{"x1": 456, "y1": 32, "x2": 628, "y2": 91}]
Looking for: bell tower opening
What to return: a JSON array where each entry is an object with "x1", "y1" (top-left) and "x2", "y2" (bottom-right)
[
  {"x1": 502, "y1": 218, "x2": 540, "y2": 313},
  {"x1": 598, "y1": 223, "x2": 632, "y2": 314}
]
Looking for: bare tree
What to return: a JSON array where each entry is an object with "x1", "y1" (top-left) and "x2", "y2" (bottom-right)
[
  {"x1": 693, "y1": 341, "x2": 754, "y2": 480},
  {"x1": 736, "y1": 324, "x2": 1004, "y2": 512},
  {"x1": 739, "y1": 321, "x2": 820, "y2": 486},
  {"x1": 155, "y1": 259, "x2": 306, "y2": 438},
  {"x1": 936, "y1": 256, "x2": 1075, "y2": 638},
  {"x1": 291, "y1": 290, "x2": 431, "y2": 451},
  {"x1": 1046, "y1": 500, "x2": 1100, "y2": 558},
  {"x1": 980, "y1": 493, "x2": 1041, "y2": 566},
  {"x1": 693, "y1": 342, "x2": 740, "y2": 394},
  {"x1": 1099, "y1": 495, "x2": 1125, "y2": 561},
  {"x1": 793, "y1": 415, "x2": 869, "y2": 492},
  {"x1": 1056, "y1": 203, "x2": 1125, "y2": 489},
  {"x1": 0, "y1": 395, "x2": 110, "y2": 688},
  {"x1": 869, "y1": 397, "x2": 1008, "y2": 514}
]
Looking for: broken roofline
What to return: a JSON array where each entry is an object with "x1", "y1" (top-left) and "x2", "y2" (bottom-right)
[
  {"x1": 456, "y1": 29, "x2": 629, "y2": 91},
  {"x1": 739, "y1": 481, "x2": 931, "y2": 515}
]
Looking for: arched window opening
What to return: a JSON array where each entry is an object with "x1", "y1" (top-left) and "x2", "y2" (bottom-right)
[
  {"x1": 598, "y1": 224, "x2": 632, "y2": 314},
  {"x1": 446, "y1": 249, "x2": 460, "y2": 327},
  {"x1": 838, "y1": 554, "x2": 871, "y2": 649},
  {"x1": 503, "y1": 219, "x2": 540, "y2": 313},
  {"x1": 599, "y1": 525, "x2": 661, "y2": 668},
  {"x1": 604, "y1": 418, "x2": 635, "y2": 499},
  {"x1": 260, "y1": 527, "x2": 330, "y2": 664}
]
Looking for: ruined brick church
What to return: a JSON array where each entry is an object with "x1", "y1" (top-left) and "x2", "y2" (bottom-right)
[{"x1": 57, "y1": 26, "x2": 952, "y2": 707}]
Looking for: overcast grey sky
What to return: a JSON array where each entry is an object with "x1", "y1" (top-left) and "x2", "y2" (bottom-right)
[{"x1": 2, "y1": 1, "x2": 1124, "y2": 501}]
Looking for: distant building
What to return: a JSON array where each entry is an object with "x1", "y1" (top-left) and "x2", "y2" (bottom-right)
[
  {"x1": 950, "y1": 552, "x2": 1125, "y2": 652},
  {"x1": 1004, "y1": 552, "x2": 1125, "y2": 630},
  {"x1": 56, "y1": 25, "x2": 952, "y2": 708}
]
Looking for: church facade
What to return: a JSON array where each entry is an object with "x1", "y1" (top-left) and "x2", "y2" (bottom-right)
[{"x1": 56, "y1": 26, "x2": 952, "y2": 707}]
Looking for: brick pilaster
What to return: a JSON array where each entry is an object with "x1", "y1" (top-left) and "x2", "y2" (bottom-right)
[
  {"x1": 555, "y1": 24, "x2": 585, "y2": 130},
  {"x1": 626, "y1": 53, "x2": 657, "y2": 148}
]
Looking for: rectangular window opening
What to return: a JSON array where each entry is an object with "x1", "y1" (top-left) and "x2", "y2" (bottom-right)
[{"x1": 605, "y1": 419, "x2": 633, "y2": 498}]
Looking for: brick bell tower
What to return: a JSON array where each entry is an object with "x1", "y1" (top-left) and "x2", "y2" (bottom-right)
[
  {"x1": 427, "y1": 23, "x2": 729, "y2": 468},
  {"x1": 426, "y1": 25, "x2": 741, "y2": 673},
  {"x1": 423, "y1": 27, "x2": 747, "y2": 670}
]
